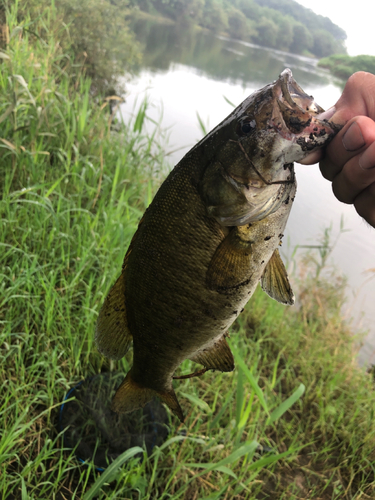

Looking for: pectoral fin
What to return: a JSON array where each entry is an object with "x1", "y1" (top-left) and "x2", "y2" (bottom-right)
[
  {"x1": 260, "y1": 249, "x2": 294, "y2": 305},
  {"x1": 95, "y1": 273, "x2": 132, "y2": 360},
  {"x1": 112, "y1": 369, "x2": 184, "y2": 422},
  {"x1": 189, "y1": 335, "x2": 234, "y2": 372},
  {"x1": 206, "y1": 228, "x2": 252, "y2": 290}
]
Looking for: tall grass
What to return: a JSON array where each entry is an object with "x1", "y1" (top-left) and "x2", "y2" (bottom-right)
[
  {"x1": 2, "y1": 2, "x2": 375, "y2": 499},
  {"x1": 0, "y1": 3, "x2": 166, "y2": 497}
]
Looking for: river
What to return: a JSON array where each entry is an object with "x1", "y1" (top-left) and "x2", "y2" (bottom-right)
[{"x1": 120, "y1": 17, "x2": 375, "y2": 366}]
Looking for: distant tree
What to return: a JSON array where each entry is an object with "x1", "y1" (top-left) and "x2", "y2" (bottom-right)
[
  {"x1": 31, "y1": 0, "x2": 141, "y2": 94},
  {"x1": 254, "y1": 17, "x2": 278, "y2": 48},
  {"x1": 275, "y1": 16, "x2": 294, "y2": 52},
  {"x1": 312, "y1": 30, "x2": 345, "y2": 58},
  {"x1": 167, "y1": 0, "x2": 205, "y2": 23},
  {"x1": 227, "y1": 8, "x2": 249, "y2": 40},
  {"x1": 128, "y1": 0, "x2": 348, "y2": 58},
  {"x1": 252, "y1": 0, "x2": 346, "y2": 42},
  {"x1": 233, "y1": 0, "x2": 262, "y2": 22},
  {"x1": 201, "y1": 0, "x2": 228, "y2": 32},
  {"x1": 290, "y1": 23, "x2": 313, "y2": 54}
]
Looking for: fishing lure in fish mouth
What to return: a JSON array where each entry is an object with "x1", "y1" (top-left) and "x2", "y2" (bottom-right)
[{"x1": 95, "y1": 69, "x2": 342, "y2": 423}]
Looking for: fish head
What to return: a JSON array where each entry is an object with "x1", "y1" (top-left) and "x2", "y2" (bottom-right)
[{"x1": 199, "y1": 68, "x2": 341, "y2": 226}]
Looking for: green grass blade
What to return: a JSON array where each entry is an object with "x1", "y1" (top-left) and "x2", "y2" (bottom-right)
[
  {"x1": 267, "y1": 383, "x2": 305, "y2": 425},
  {"x1": 248, "y1": 450, "x2": 294, "y2": 471},
  {"x1": 186, "y1": 463, "x2": 237, "y2": 479},
  {"x1": 231, "y1": 345, "x2": 269, "y2": 415},
  {"x1": 185, "y1": 441, "x2": 258, "y2": 479},
  {"x1": 82, "y1": 447, "x2": 143, "y2": 500},
  {"x1": 21, "y1": 477, "x2": 29, "y2": 500},
  {"x1": 223, "y1": 95, "x2": 236, "y2": 107},
  {"x1": 180, "y1": 391, "x2": 211, "y2": 413},
  {"x1": 196, "y1": 111, "x2": 207, "y2": 135}
]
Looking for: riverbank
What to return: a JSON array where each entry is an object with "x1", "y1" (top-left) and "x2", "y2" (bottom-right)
[
  {"x1": 318, "y1": 54, "x2": 375, "y2": 79},
  {"x1": 2, "y1": 2, "x2": 375, "y2": 499}
]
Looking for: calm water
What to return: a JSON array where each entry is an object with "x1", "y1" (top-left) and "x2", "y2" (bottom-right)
[{"x1": 120, "y1": 19, "x2": 375, "y2": 366}]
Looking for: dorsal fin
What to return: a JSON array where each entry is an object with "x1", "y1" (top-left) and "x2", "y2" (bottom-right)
[
  {"x1": 112, "y1": 369, "x2": 184, "y2": 422},
  {"x1": 206, "y1": 228, "x2": 252, "y2": 291},
  {"x1": 260, "y1": 249, "x2": 294, "y2": 305},
  {"x1": 189, "y1": 335, "x2": 234, "y2": 372},
  {"x1": 95, "y1": 273, "x2": 132, "y2": 360}
]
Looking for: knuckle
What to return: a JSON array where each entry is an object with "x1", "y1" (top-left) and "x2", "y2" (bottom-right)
[
  {"x1": 346, "y1": 71, "x2": 374, "y2": 91},
  {"x1": 319, "y1": 159, "x2": 335, "y2": 181},
  {"x1": 332, "y1": 179, "x2": 353, "y2": 204},
  {"x1": 354, "y1": 184, "x2": 375, "y2": 228}
]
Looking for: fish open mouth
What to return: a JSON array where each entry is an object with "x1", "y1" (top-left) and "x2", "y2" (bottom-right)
[{"x1": 274, "y1": 68, "x2": 341, "y2": 144}]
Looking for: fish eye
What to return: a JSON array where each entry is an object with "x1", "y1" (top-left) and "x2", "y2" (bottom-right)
[{"x1": 237, "y1": 118, "x2": 256, "y2": 137}]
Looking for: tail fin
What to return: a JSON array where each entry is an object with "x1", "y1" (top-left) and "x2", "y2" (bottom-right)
[{"x1": 112, "y1": 369, "x2": 184, "y2": 422}]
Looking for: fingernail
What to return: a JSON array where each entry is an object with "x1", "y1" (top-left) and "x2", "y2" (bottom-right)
[{"x1": 342, "y1": 122, "x2": 365, "y2": 151}]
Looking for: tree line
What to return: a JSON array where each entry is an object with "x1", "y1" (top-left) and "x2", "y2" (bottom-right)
[{"x1": 129, "y1": 0, "x2": 346, "y2": 58}]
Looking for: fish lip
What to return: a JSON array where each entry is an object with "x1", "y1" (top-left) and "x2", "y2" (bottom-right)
[
  {"x1": 277, "y1": 68, "x2": 323, "y2": 117},
  {"x1": 273, "y1": 68, "x2": 339, "y2": 139}
]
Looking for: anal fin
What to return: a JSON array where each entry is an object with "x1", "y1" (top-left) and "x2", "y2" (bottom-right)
[
  {"x1": 112, "y1": 369, "x2": 185, "y2": 422},
  {"x1": 189, "y1": 335, "x2": 234, "y2": 372},
  {"x1": 206, "y1": 227, "x2": 252, "y2": 290},
  {"x1": 260, "y1": 249, "x2": 294, "y2": 305},
  {"x1": 95, "y1": 273, "x2": 132, "y2": 360}
]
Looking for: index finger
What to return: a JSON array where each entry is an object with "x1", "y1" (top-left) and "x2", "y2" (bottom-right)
[{"x1": 330, "y1": 71, "x2": 375, "y2": 124}]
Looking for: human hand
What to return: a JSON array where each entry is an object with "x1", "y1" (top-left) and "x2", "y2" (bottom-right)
[{"x1": 299, "y1": 71, "x2": 375, "y2": 227}]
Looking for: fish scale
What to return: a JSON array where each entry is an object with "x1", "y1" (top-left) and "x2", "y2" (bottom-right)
[{"x1": 95, "y1": 69, "x2": 342, "y2": 422}]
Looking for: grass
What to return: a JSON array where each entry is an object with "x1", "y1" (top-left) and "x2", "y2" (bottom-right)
[{"x1": 2, "y1": 2, "x2": 375, "y2": 499}]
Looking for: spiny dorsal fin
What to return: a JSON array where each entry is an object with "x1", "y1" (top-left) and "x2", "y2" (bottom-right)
[
  {"x1": 206, "y1": 228, "x2": 252, "y2": 291},
  {"x1": 189, "y1": 334, "x2": 234, "y2": 372},
  {"x1": 260, "y1": 249, "x2": 294, "y2": 305},
  {"x1": 95, "y1": 273, "x2": 132, "y2": 360},
  {"x1": 112, "y1": 369, "x2": 184, "y2": 422}
]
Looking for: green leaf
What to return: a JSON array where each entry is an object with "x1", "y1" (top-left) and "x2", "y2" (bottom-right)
[
  {"x1": 247, "y1": 450, "x2": 293, "y2": 471},
  {"x1": 186, "y1": 463, "x2": 237, "y2": 479},
  {"x1": 45, "y1": 175, "x2": 67, "y2": 198},
  {"x1": 223, "y1": 95, "x2": 236, "y2": 107},
  {"x1": 157, "y1": 435, "x2": 206, "y2": 452},
  {"x1": 180, "y1": 391, "x2": 211, "y2": 413},
  {"x1": 82, "y1": 446, "x2": 143, "y2": 500},
  {"x1": 185, "y1": 441, "x2": 258, "y2": 480},
  {"x1": 231, "y1": 346, "x2": 269, "y2": 415},
  {"x1": 196, "y1": 111, "x2": 208, "y2": 135},
  {"x1": 21, "y1": 477, "x2": 29, "y2": 500},
  {"x1": 267, "y1": 383, "x2": 305, "y2": 425}
]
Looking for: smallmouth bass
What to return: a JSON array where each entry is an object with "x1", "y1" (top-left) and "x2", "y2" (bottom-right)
[{"x1": 96, "y1": 69, "x2": 341, "y2": 422}]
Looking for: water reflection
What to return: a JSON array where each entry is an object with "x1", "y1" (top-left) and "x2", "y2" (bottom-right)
[
  {"x1": 130, "y1": 17, "x2": 339, "y2": 89},
  {"x1": 123, "y1": 17, "x2": 374, "y2": 366}
]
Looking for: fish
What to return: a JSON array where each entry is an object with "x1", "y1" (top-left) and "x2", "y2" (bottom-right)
[{"x1": 95, "y1": 68, "x2": 341, "y2": 422}]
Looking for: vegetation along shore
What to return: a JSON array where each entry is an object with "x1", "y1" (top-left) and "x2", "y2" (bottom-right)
[
  {"x1": 318, "y1": 54, "x2": 375, "y2": 80},
  {"x1": 1, "y1": 0, "x2": 375, "y2": 498}
]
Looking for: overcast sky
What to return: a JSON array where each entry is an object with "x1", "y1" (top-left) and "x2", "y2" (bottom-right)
[{"x1": 295, "y1": 0, "x2": 375, "y2": 56}]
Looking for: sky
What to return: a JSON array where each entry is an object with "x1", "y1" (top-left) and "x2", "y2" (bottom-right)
[{"x1": 295, "y1": 0, "x2": 375, "y2": 56}]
